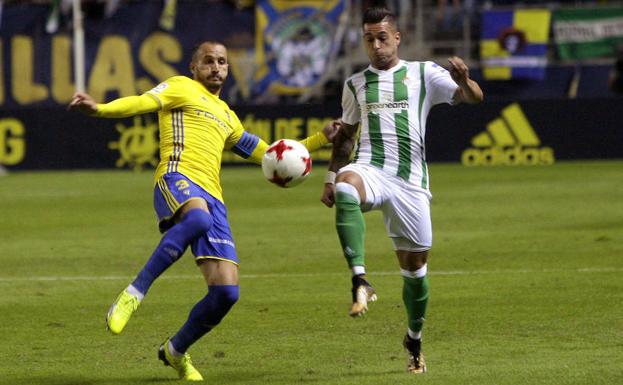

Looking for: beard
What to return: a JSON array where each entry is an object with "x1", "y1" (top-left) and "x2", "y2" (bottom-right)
[{"x1": 202, "y1": 75, "x2": 224, "y2": 94}]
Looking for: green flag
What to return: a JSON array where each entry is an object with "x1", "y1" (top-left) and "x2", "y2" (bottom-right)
[{"x1": 553, "y1": 8, "x2": 623, "y2": 59}]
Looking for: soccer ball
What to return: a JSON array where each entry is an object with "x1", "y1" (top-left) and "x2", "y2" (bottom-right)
[{"x1": 262, "y1": 139, "x2": 312, "y2": 188}]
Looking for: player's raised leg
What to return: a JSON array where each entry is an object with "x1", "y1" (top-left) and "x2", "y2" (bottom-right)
[
  {"x1": 334, "y1": 174, "x2": 377, "y2": 317},
  {"x1": 398, "y1": 250, "x2": 429, "y2": 373},
  {"x1": 159, "y1": 259, "x2": 239, "y2": 381},
  {"x1": 107, "y1": 189, "x2": 213, "y2": 335}
]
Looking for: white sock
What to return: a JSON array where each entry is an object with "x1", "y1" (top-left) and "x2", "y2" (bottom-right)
[
  {"x1": 127, "y1": 284, "x2": 144, "y2": 302},
  {"x1": 336, "y1": 182, "x2": 361, "y2": 204},
  {"x1": 400, "y1": 264, "x2": 428, "y2": 279},
  {"x1": 351, "y1": 265, "x2": 366, "y2": 276},
  {"x1": 408, "y1": 328, "x2": 422, "y2": 340},
  {"x1": 168, "y1": 340, "x2": 183, "y2": 357}
]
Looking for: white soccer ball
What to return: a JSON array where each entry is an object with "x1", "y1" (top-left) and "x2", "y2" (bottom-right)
[{"x1": 262, "y1": 139, "x2": 312, "y2": 188}]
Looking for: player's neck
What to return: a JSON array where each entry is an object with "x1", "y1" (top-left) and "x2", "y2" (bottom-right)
[
  {"x1": 207, "y1": 87, "x2": 221, "y2": 97},
  {"x1": 371, "y1": 57, "x2": 401, "y2": 71}
]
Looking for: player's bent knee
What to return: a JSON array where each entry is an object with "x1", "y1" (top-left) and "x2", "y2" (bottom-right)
[
  {"x1": 222, "y1": 286, "x2": 240, "y2": 306},
  {"x1": 192, "y1": 286, "x2": 240, "y2": 328},
  {"x1": 211, "y1": 285, "x2": 240, "y2": 308},
  {"x1": 182, "y1": 209, "x2": 214, "y2": 235},
  {"x1": 395, "y1": 245, "x2": 429, "y2": 271}
]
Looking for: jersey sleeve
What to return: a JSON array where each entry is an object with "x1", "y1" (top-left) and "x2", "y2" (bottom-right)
[
  {"x1": 244, "y1": 130, "x2": 329, "y2": 165},
  {"x1": 224, "y1": 109, "x2": 246, "y2": 148},
  {"x1": 341, "y1": 78, "x2": 360, "y2": 125},
  {"x1": 222, "y1": 109, "x2": 262, "y2": 164},
  {"x1": 298, "y1": 130, "x2": 329, "y2": 151},
  {"x1": 231, "y1": 131, "x2": 261, "y2": 161},
  {"x1": 144, "y1": 76, "x2": 189, "y2": 111},
  {"x1": 224, "y1": 104, "x2": 329, "y2": 165},
  {"x1": 425, "y1": 61, "x2": 458, "y2": 106},
  {"x1": 95, "y1": 94, "x2": 159, "y2": 118}
]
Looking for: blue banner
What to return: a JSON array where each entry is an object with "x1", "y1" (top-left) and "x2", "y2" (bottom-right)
[
  {"x1": 0, "y1": 1, "x2": 254, "y2": 108},
  {"x1": 480, "y1": 9, "x2": 551, "y2": 80},
  {"x1": 253, "y1": 0, "x2": 346, "y2": 97}
]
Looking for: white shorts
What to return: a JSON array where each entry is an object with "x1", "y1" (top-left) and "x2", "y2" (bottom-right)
[{"x1": 338, "y1": 164, "x2": 432, "y2": 252}]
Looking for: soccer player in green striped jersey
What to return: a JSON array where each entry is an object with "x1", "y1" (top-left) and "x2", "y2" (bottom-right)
[{"x1": 320, "y1": 6, "x2": 483, "y2": 374}]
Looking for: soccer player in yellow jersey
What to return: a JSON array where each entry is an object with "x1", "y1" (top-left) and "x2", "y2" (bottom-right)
[{"x1": 69, "y1": 41, "x2": 337, "y2": 381}]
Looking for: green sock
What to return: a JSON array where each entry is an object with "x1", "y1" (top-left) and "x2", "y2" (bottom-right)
[
  {"x1": 402, "y1": 275, "x2": 429, "y2": 334},
  {"x1": 335, "y1": 191, "x2": 366, "y2": 268}
]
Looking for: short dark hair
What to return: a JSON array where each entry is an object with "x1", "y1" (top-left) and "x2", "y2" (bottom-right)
[
  {"x1": 190, "y1": 41, "x2": 226, "y2": 63},
  {"x1": 362, "y1": 7, "x2": 397, "y2": 30}
]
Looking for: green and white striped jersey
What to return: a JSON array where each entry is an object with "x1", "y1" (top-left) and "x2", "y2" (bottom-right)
[{"x1": 341, "y1": 60, "x2": 457, "y2": 190}]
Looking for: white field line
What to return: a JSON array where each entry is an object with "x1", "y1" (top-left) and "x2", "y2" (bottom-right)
[{"x1": 0, "y1": 267, "x2": 621, "y2": 283}]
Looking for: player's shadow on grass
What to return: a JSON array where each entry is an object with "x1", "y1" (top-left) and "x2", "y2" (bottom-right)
[
  {"x1": 21, "y1": 376, "x2": 180, "y2": 385},
  {"x1": 22, "y1": 368, "x2": 400, "y2": 385}
]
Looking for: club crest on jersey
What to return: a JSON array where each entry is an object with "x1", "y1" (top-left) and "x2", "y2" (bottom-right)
[{"x1": 403, "y1": 75, "x2": 416, "y2": 88}]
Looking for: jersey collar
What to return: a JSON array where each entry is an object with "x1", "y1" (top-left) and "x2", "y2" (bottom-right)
[{"x1": 367, "y1": 59, "x2": 405, "y2": 74}]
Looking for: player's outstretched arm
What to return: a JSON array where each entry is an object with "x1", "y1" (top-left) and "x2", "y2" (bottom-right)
[
  {"x1": 299, "y1": 119, "x2": 340, "y2": 151},
  {"x1": 320, "y1": 121, "x2": 358, "y2": 208},
  {"x1": 242, "y1": 119, "x2": 341, "y2": 165},
  {"x1": 243, "y1": 138, "x2": 269, "y2": 165},
  {"x1": 68, "y1": 92, "x2": 160, "y2": 118},
  {"x1": 448, "y1": 56, "x2": 484, "y2": 104}
]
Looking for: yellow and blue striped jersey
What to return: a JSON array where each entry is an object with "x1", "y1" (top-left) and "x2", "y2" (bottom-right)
[
  {"x1": 95, "y1": 75, "x2": 329, "y2": 203},
  {"x1": 146, "y1": 76, "x2": 247, "y2": 202}
]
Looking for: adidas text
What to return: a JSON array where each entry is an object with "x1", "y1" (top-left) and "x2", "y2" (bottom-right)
[
  {"x1": 462, "y1": 103, "x2": 555, "y2": 166},
  {"x1": 462, "y1": 146, "x2": 554, "y2": 166}
]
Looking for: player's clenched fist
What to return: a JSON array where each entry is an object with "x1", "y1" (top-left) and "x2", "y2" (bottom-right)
[
  {"x1": 321, "y1": 183, "x2": 336, "y2": 208},
  {"x1": 448, "y1": 56, "x2": 470, "y2": 86}
]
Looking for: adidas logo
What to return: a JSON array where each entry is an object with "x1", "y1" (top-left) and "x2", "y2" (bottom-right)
[
  {"x1": 164, "y1": 247, "x2": 180, "y2": 258},
  {"x1": 461, "y1": 103, "x2": 555, "y2": 166}
]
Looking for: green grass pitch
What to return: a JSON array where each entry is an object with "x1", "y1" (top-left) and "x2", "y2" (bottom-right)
[{"x1": 0, "y1": 161, "x2": 621, "y2": 385}]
